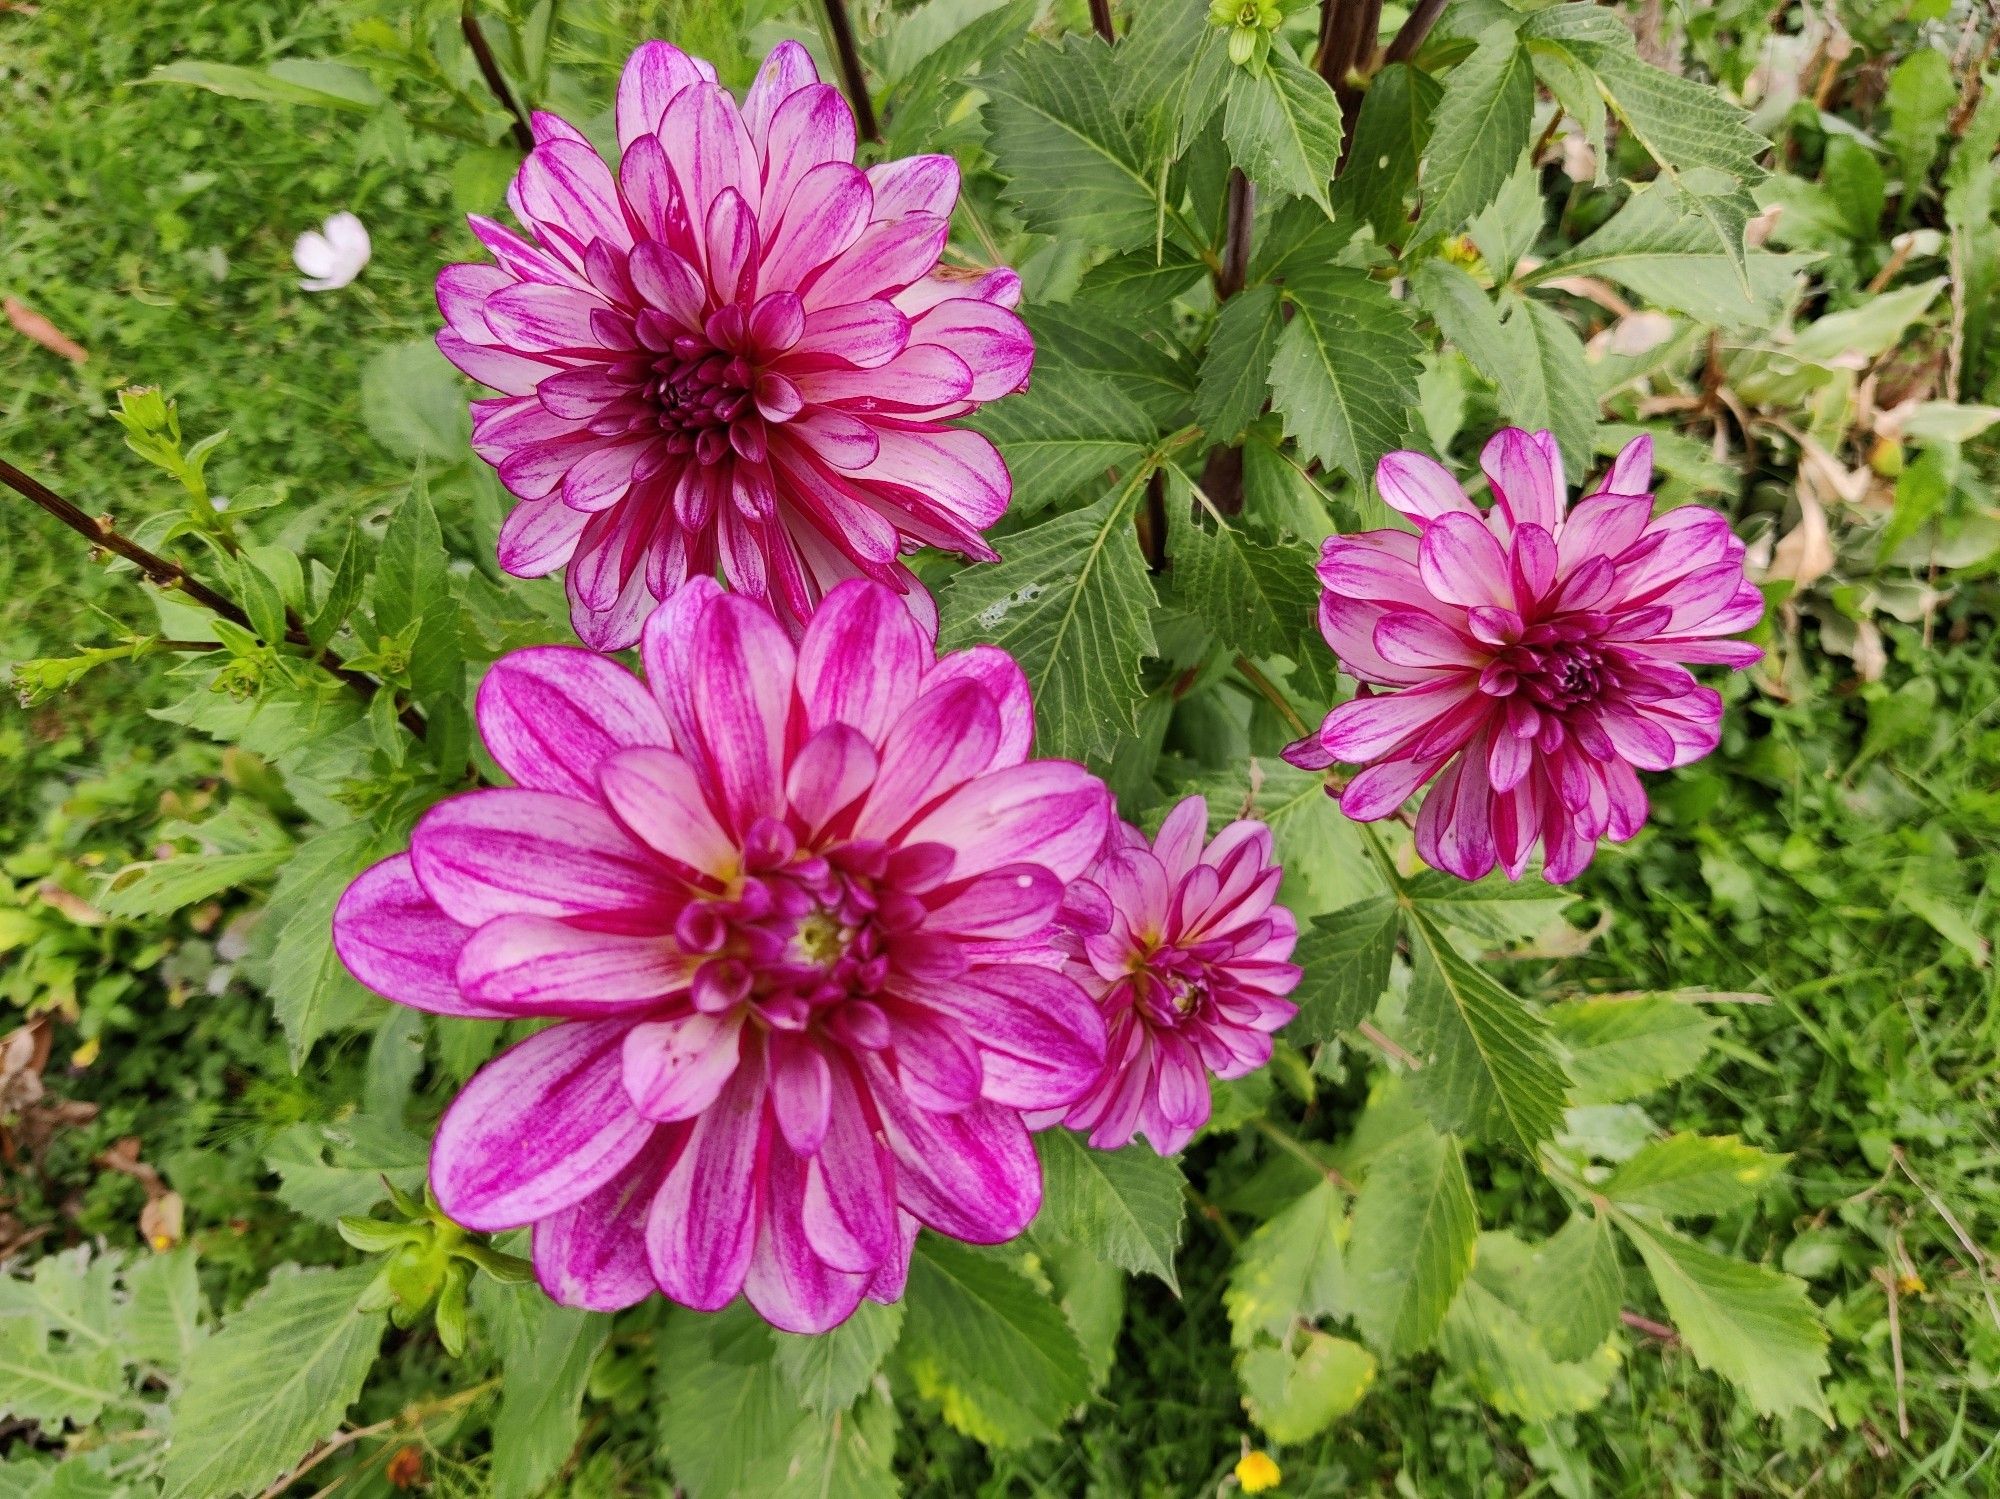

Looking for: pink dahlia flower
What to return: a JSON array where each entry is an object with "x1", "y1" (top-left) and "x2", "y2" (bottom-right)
[
  {"x1": 332, "y1": 579, "x2": 1112, "y2": 1332},
  {"x1": 437, "y1": 39, "x2": 1032, "y2": 648},
  {"x1": 1035, "y1": 796, "x2": 1301, "y2": 1155},
  {"x1": 1286, "y1": 428, "x2": 1763, "y2": 884}
]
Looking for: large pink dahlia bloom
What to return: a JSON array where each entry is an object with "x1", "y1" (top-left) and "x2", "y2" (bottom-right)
[
  {"x1": 1286, "y1": 429, "x2": 1763, "y2": 884},
  {"x1": 438, "y1": 39, "x2": 1032, "y2": 648},
  {"x1": 1035, "y1": 797, "x2": 1301, "y2": 1155},
  {"x1": 331, "y1": 579, "x2": 1112, "y2": 1332}
]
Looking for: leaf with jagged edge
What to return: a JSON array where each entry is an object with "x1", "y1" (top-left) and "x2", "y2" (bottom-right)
[
  {"x1": 1520, "y1": 1211, "x2": 1625, "y2": 1361},
  {"x1": 1225, "y1": 1181, "x2": 1349, "y2": 1349},
  {"x1": 1334, "y1": 62, "x2": 1443, "y2": 244},
  {"x1": 1347, "y1": 1124, "x2": 1478, "y2": 1356},
  {"x1": 1289, "y1": 895, "x2": 1403, "y2": 1042},
  {"x1": 1028, "y1": 302, "x2": 1195, "y2": 425},
  {"x1": 1439, "y1": 1231, "x2": 1621, "y2": 1420},
  {"x1": 775, "y1": 1300, "x2": 905, "y2": 1420},
  {"x1": 1166, "y1": 479, "x2": 1319, "y2": 659},
  {"x1": 967, "y1": 362, "x2": 1157, "y2": 517},
  {"x1": 1222, "y1": 47, "x2": 1346, "y2": 215},
  {"x1": 939, "y1": 478, "x2": 1160, "y2": 761},
  {"x1": 1269, "y1": 267, "x2": 1424, "y2": 486},
  {"x1": 1411, "y1": 23, "x2": 1536, "y2": 245},
  {"x1": 1195, "y1": 284, "x2": 1285, "y2": 446},
  {"x1": 1550, "y1": 994, "x2": 1723, "y2": 1105},
  {"x1": 1035, "y1": 1131, "x2": 1186, "y2": 1289},
  {"x1": 1601, "y1": 1133, "x2": 1787, "y2": 1217},
  {"x1": 1239, "y1": 1331, "x2": 1377, "y2": 1442},
  {"x1": 1113, "y1": 0, "x2": 1231, "y2": 158},
  {"x1": 1506, "y1": 294, "x2": 1599, "y2": 478},
  {"x1": 1615, "y1": 1216, "x2": 1830, "y2": 1420},
  {"x1": 1402, "y1": 908, "x2": 1569, "y2": 1152}
]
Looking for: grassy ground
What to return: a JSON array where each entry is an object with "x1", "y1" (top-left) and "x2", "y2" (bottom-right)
[{"x1": 4, "y1": 2, "x2": 1999, "y2": 1495}]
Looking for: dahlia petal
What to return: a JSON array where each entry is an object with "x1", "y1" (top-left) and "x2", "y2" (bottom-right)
[
  {"x1": 436, "y1": 330, "x2": 551, "y2": 396},
  {"x1": 1557, "y1": 491, "x2": 1653, "y2": 571},
  {"x1": 1376, "y1": 450, "x2": 1478, "y2": 523},
  {"x1": 866, "y1": 154, "x2": 959, "y2": 218},
  {"x1": 1317, "y1": 531, "x2": 1447, "y2": 615},
  {"x1": 745, "y1": 1135, "x2": 870, "y2": 1334},
  {"x1": 332, "y1": 853, "x2": 494, "y2": 1017},
  {"x1": 769, "y1": 1036, "x2": 832, "y2": 1155},
  {"x1": 639, "y1": 574, "x2": 726, "y2": 751},
  {"x1": 1318, "y1": 678, "x2": 1480, "y2": 761},
  {"x1": 1488, "y1": 725, "x2": 1535, "y2": 793},
  {"x1": 1413, "y1": 750, "x2": 1500, "y2": 882},
  {"x1": 1418, "y1": 513, "x2": 1514, "y2": 611},
  {"x1": 1373, "y1": 610, "x2": 1480, "y2": 670},
  {"x1": 908, "y1": 300, "x2": 1032, "y2": 401},
  {"x1": 468, "y1": 213, "x2": 587, "y2": 289},
  {"x1": 412, "y1": 789, "x2": 664, "y2": 927},
  {"x1": 853, "y1": 424, "x2": 1010, "y2": 534},
  {"x1": 797, "y1": 578, "x2": 930, "y2": 742},
  {"x1": 904, "y1": 761, "x2": 1111, "y2": 884},
  {"x1": 788, "y1": 408, "x2": 880, "y2": 469},
  {"x1": 686, "y1": 593, "x2": 796, "y2": 832},
  {"x1": 661, "y1": 82, "x2": 760, "y2": 232},
  {"x1": 533, "y1": 1139, "x2": 671, "y2": 1311},
  {"x1": 794, "y1": 342, "x2": 973, "y2": 412},
  {"x1": 1510, "y1": 523, "x2": 1558, "y2": 604},
  {"x1": 616, "y1": 39, "x2": 708, "y2": 151},
  {"x1": 923, "y1": 967, "x2": 1107, "y2": 1110},
  {"x1": 1481, "y1": 427, "x2": 1563, "y2": 532},
  {"x1": 477, "y1": 646, "x2": 669, "y2": 800},
  {"x1": 924, "y1": 865, "x2": 1063, "y2": 940},
  {"x1": 784, "y1": 723, "x2": 879, "y2": 835},
  {"x1": 923, "y1": 644, "x2": 1034, "y2": 768},
  {"x1": 888, "y1": 1004, "x2": 984, "y2": 1113},
  {"x1": 761, "y1": 161, "x2": 873, "y2": 291},
  {"x1": 705, "y1": 187, "x2": 760, "y2": 304},
  {"x1": 857, "y1": 679, "x2": 1002, "y2": 835},
  {"x1": 596, "y1": 746, "x2": 737, "y2": 878},
  {"x1": 432, "y1": 1019, "x2": 653, "y2": 1230},
  {"x1": 515, "y1": 140, "x2": 633, "y2": 255},
  {"x1": 497, "y1": 497, "x2": 591, "y2": 576},
  {"x1": 791, "y1": 300, "x2": 910, "y2": 368},
  {"x1": 1595, "y1": 707, "x2": 1677, "y2": 771},
  {"x1": 871, "y1": 1077, "x2": 1040, "y2": 1243},
  {"x1": 623, "y1": 1010, "x2": 745, "y2": 1121},
  {"x1": 760, "y1": 83, "x2": 855, "y2": 220},
  {"x1": 803, "y1": 1063, "x2": 897, "y2": 1272},
  {"x1": 483, "y1": 281, "x2": 613, "y2": 354},
  {"x1": 647, "y1": 1048, "x2": 767, "y2": 1310},
  {"x1": 458, "y1": 915, "x2": 692, "y2": 1015},
  {"x1": 742, "y1": 38, "x2": 819, "y2": 145},
  {"x1": 1591, "y1": 431, "x2": 1653, "y2": 498},
  {"x1": 802, "y1": 214, "x2": 949, "y2": 311}
]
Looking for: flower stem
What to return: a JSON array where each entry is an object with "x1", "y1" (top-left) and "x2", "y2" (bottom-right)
[
  {"x1": 1383, "y1": 0, "x2": 1450, "y2": 65},
  {"x1": 459, "y1": 3, "x2": 535, "y2": 152},
  {"x1": 1088, "y1": 0, "x2": 1116, "y2": 42},
  {"x1": 1233, "y1": 655, "x2": 1313, "y2": 740},
  {"x1": 1253, "y1": 1118, "x2": 1354, "y2": 1189},
  {"x1": 820, "y1": 0, "x2": 881, "y2": 143},
  {"x1": 0, "y1": 457, "x2": 423, "y2": 736}
]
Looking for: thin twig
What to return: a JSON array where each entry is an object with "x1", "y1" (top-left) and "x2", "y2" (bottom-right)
[
  {"x1": 257, "y1": 1378, "x2": 501, "y2": 1499},
  {"x1": 1253, "y1": 1119, "x2": 1355, "y2": 1189},
  {"x1": 1233, "y1": 655, "x2": 1313, "y2": 739},
  {"x1": 1874, "y1": 1264, "x2": 1911, "y2": 1439},
  {"x1": 460, "y1": 3, "x2": 534, "y2": 152},
  {"x1": 1358, "y1": 1019, "x2": 1422, "y2": 1070},
  {"x1": 1088, "y1": 0, "x2": 1116, "y2": 43},
  {"x1": 1620, "y1": 1309, "x2": 1680, "y2": 1343},
  {"x1": 0, "y1": 457, "x2": 421, "y2": 734},
  {"x1": 821, "y1": 0, "x2": 880, "y2": 142},
  {"x1": 1893, "y1": 1144, "x2": 2000, "y2": 1332},
  {"x1": 1383, "y1": 0, "x2": 1449, "y2": 65}
]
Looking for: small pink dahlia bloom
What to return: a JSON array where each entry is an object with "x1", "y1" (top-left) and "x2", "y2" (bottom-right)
[
  {"x1": 1286, "y1": 429, "x2": 1763, "y2": 884},
  {"x1": 1034, "y1": 797, "x2": 1301, "y2": 1155},
  {"x1": 332, "y1": 579, "x2": 1112, "y2": 1333},
  {"x1": 438, "y1": 39, "x2": 1032, "y2": 648}
]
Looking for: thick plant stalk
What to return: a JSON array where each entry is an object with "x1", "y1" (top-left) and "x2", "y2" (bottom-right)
[
  {"x1": 1089, "y1": 0, "x2": 1116, "y2": 42},
  {"x1": 821, "y1": 0, "x2": 881, "y2": 142},
  {"x1": 460, "y1": 3, "x2": 535, "y2": 152},
  {"x1": 1384, "y1": 0, "x2": 1450, "y2": 65},
  {"x1": 1199, "y1": 170, "x2": 1258, "y2": 517},
  {"x1": 0, "y1": 456, "x2": 423, "y2": 735}
]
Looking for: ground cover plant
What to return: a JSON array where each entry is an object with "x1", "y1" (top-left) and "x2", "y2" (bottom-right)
[{"x1": 2, "y1": 0, "x2": 1998, "y2": 1494}]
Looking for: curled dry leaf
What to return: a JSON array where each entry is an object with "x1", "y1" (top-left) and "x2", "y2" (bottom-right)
[{"x1": 4, "y1": 296, "x2": 88, "y2": 364}]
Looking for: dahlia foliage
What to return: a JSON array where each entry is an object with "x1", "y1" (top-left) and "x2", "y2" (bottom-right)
[
  {"x1": 1287, "y1": 429, "x2": 1763, "y2": 883},
  {"x1": 333, "y1": 579, "x2": 1118, "y2": 1332},
  {"x1": 1039, "y1": 796, "x2": 1302, "y2": 1155},
  {"x1": 437, "y1": 39, "x2": 1032, "y2": 648}
]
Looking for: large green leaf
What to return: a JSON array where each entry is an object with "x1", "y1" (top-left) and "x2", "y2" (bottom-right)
[
  {"x1": 1411, "y1": 24, "x2": 1536, "y2": 244},
  {"x1": 1615, "y1": 1217, "x2": 1830, "y2": 1420},
  {"x1": 159, "y1": 1266, "x2": 385, "y2": 1499},
  {"x1": 489, "y1": 1297, "x2": 610, "y2": 1499},
  {"x1": 1332, "y1": 63, "x2": 1443, "y2": 245},
  {"x1": 1224, "y1": 1180, "x2": 1349, "y2": 1349},
  {"x1": 1269, "y1": 267, "x2": 1423, "y2": 485},
  {"x1": 252, "y1": 822, "x2": 395, "y2": 1069},
  {"x1": 1550, "y1": 995, "x2": 1723, "y2": 1105},
  {"x1": 1402, "y1": 910, "x2": 1569, "y2": 1152},
  {"x1": 1503, "y1": 294, "x2": 1599, "y2": 478},
  {"x1": 1601, "y1": 1133, "x2": 1786, "y2": 1218},
  {"x1": 899, "y1": 1239, "x2": 1092, "y2": 1446},
  {"x1": 1347, "y1": 1125, "x2": 1478, "y2": 1356},
  {"x1": 1195, "y1": 284, "x2": 1284, "y2": 446},
  {"x1": 657, "y1": 1307, "x2": 809, "y2": 1499},
  {"x1": 1239, "y1": 1330, "x2": 1376, "y2": 1442},
  {"x1": 939, "y1": 481, "x2": 1159, "y2": 760},
  {"x1": 1166, "y1": 493, "x2": 1318, "y2": 659},
  {"x1": 967, "y1": 362, "x2": 1157, "y2": 516},
  {"x1": 1288, "y1": 895, "x2": 1402, "y2": 1042},
  {"x1": 1222, "y1": 48, "x2": 1345, "y2": 214},
  {"x1": 1438, "y1": 1232, "x2": 1621, "y2": 1420},
  {"x1": 1035, "y1": 1130, "x2": 1186, "y2": 1289},
  {"x1": 0, "y1": 1322, "x2": 124, "y2": 1429},
  {"x1": 774, "y1": 1300, "x2": 905, "y2": 1420},
  {"x1": 984, "y1": 36, "x2": 1171, "y2": 251},
  {"x1": 1519, "y1": 1211, "x2": 1625, "y2": 1362}
]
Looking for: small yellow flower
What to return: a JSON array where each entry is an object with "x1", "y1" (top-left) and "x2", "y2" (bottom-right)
[
  {"x1": 1898, "y1": 1271, "x2": 1927, "y2": 1297},
  {"x1": 1236, "y1": 1450, "x2": 1282, "y2": 1493}
]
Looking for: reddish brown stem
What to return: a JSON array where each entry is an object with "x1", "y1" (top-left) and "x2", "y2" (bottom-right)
[
  {"x1": 460, "y1": 3, "x2": 535, "y2": 152},
  {"x1": 1088, "y1": 0, "x2": 1116, "y2": 42},
  {"x1": 821, "y1": 0, "x2": 880, "y2": 142},
  {"x1": 1384, "y1": 0, "x2": 1449, "y2": 65},
  {"x1": 1215, "y1": 169, "x2": 1257, "y2": 301}
]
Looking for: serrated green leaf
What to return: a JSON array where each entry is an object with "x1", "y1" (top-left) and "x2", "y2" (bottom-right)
[
  {"x1": 968, "y1": 362, "x2": 1157, "y2": 515},
  {"x1": 1239, "y1": 1330, "x2": 1376, "y2": 1442},
  {"x1": 252, "y1": 823, "x2": 393, "y2": 1069},
  {"x1": 1615, "y1": 1217, "x2": 1830, "y2": 1420},
  {"x1": 984, "y1": 36, "x2": 1171, "y2": 252},
  {"x1": 900, "y1": 1238, "x2": 1092, "y2": 1447},
  {"x1": 1269, "y1": 267, "x2": 1423, "y2": 485},
  {"x1": 1073, "y1": 247, "x2": 1208, "y2": 317},
  {"x1": 1289, "y1": 894, "x2": 1402, "y2": 1042},
  {"x1": 1026, "y1": 302, "x2": 1195, "y2": 425},
  {"x1": 1035, "y1": 1130, "x2": 1186, "y2": 1289},
  {"x1": 265, "y1": 1116, "x2": 428, "y2": 1223},
  {"x1": 1602, "y1": 1133, "x2": 1785, "y2": 1217},
  {"x1": 1402, "y1": 909, "x2": 1568, "y2": 1152},
  {"x1": 1405, "y1": 865, "x2": 1576, "y2": 946},
  {"x1": 1504, "y1": 294, "x2": 1599, "y2": 477},
  {"x1": 96, "y1": 845, "x2": 291, "y2": 921},
  {"x1": 306, "y1": 525, "x2": 368, "y2": 652},
  {"x1": 1884, "y1": 49, "x2": 1954, "y2": 195},
  {"x1": 1348, "y1": 1124, "x2": 1477, "y2": 1356},
  {"x1": 657, "y1": 1306, "x2": 807, "y2": 1499},
  {"x1": 1412, "y1": 258, "x2": 1520, "y2": 390},
  {"x1": 124, "y1": 1249, "x2": 207, "y2": 1373},
  {"x1": 1550, "y1": 995, "x2": 1724, "y2": 1105},
  {"x1": 1196, "y1": 284, "x2": 1285, "y2": 445},
  {"x1": 359, "y1": 338, "x2": 469, "y2": 463},
  {"x1": 1520, "y1": 1212, "x2": 1624, "y2": 1361},
  {"x1": 0, "y1": 1321, "x2": 124, "y2": 1428},
  {"x1": 774, "y1": 1299, "x2": 904, "y2": 1420},
  {"x1": 1333, "y1": 63, "x2": 1443, "y2": 245},
  {"x1": 1412, "y1": 24, "x2": 1535, "y2": 244},
  {"x1": 938, "y1": 481, "x2": 1158, "y2": 760},
  {"x1": 159, "y1": 1265, "x2": 385, "y2": 1499},
  {"x1": 1224, "y1": 1180, "x2": 1348, "y2": 1349},
  {"x1": 1114, "y1": 0, "x2": 1231, "y2": 157},
  {"x1": 1528, "y1": 180, "x2": 1808, "y2": 328},
  {"x1": 1167, "y1": 496, "x2": 1318, "y2": 658},
  {"x1": 1439, "y1": 1230, "x2": 1620, "y2": 1420},
  {"x1": 1222, "y1": 48, "x2": 1345, "y2": 214},
  {"x1": 490, "y1": 1298, "x2": 609, "y2": 1499},
  {"x1": 1041, "y1": 1241, "x2": 1125, "y2": 1392},
  {"x1": 766, "y1": 1389, "x2": 901, "y2": 1499}
]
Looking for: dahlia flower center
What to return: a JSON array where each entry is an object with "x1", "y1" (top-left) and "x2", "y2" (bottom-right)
[
  {"x1": 646, "y1": 334, "x2": 759, "y2": 466},
  {"x1": 1127, "y1": 945, "x2": 1211, "y2": 1029},
  {"x1": 1483, "y1": 623, "x2": 1612, "y2": 712}
]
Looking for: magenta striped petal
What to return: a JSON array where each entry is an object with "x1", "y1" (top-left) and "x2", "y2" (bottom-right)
[
  {"x1": 477, "y1": 647, "x2": 670, "y2": 800},
  {"x1": 412, "y1": 790, "x2": 665, "y2": 927},
  {"x1": 333, "y1": 854, "x2": 497, "y2": 1017},
  {"x1": 457, "y1": 915, "x2": 691, "y2": 1015},
  {"x1": 646, "y1": 1048, "x2": 767, "y2": 1309},
  {"x1": 533, "y1": 1140, "x2": 671, "y2": 1311}
]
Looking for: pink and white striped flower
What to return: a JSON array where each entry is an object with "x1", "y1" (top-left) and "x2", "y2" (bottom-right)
[
  {"x1": 437, "y1": 39, "x2": 1032, "y2": 648},
  {"x1": 1037, "y1": 797, "x2": 1300, "y2": 1155},
  {"x1": 1287, "y1": 428, "x2": 1763, "y2": 884},
  {"x1": 332, "y1": 580, "x2": 1111, "y2": 1332}
]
